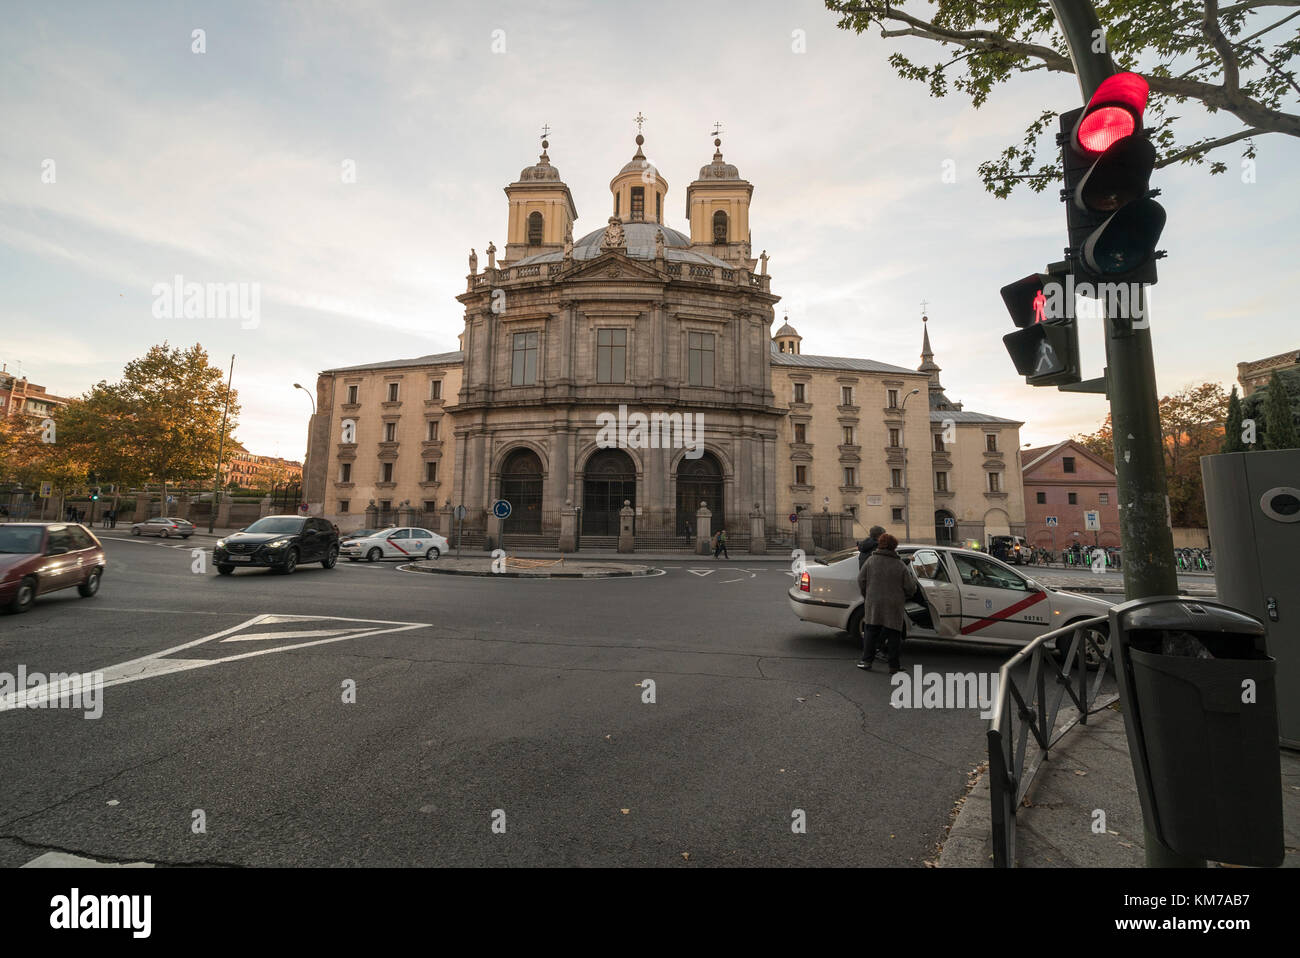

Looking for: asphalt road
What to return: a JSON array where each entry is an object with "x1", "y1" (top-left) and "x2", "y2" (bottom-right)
[{"x1": 1, "y1": 534, "x2": 1121, "y2": 868}]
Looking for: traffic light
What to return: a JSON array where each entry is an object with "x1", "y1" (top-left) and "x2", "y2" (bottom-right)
[
  {"x1": 90, "y1": 487, "x2": 100, "y2": 501},
  {"x1": 1000, "y1": 270, "x2": 1081, "y2": 387},
  {"x1": 1061, "y1": 72, "x2": 1165, "y2": 287}
]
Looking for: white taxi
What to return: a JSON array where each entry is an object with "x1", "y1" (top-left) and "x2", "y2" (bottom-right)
[
  {"x1": 341, "y1": 526, "x2": 448, "y2": 562},
  {"x1": 788, "y1": 544, "x2": 1112, "y2": 655}
]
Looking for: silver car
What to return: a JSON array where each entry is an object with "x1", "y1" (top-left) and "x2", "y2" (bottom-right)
[
  {"x1": 130, "y1": 516, "x2": 195, "y2": 539},
  {"x1": 788, "y1": 543, "x2": 1112, "y2": 655}
]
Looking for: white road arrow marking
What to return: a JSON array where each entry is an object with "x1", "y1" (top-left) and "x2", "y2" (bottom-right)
[
  {"x1": 686, "y1": 569, "x2": 714, "y2": 576},
  {"x1": 1, "y1": 613, "x2": 428, "y2": 711}
]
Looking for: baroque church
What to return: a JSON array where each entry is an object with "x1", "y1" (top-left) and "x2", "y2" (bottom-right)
[{"x1": 303, "y1": 128, "x2": 1027, "y2": 548}]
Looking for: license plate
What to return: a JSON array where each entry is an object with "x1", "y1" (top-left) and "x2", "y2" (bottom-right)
[{"x1": 228, "y1": 555, "x2": 252, "y2": 562}]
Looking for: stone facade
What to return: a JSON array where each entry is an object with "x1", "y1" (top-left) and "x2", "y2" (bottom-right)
[
  {"x1": 1237, "y1": 349, "x2": 1300, "y2": 397},
  {"x1": 304, "y1": 133, "x2": 1025, "y2": 545}
]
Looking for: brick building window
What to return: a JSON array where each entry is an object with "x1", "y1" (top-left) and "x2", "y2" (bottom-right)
[
  {"x1": 347, "y1": 385, "x2": 358, "y2": 403},
  {"x1": 384, "y1": 422, "x2": 397, "y2": 442},
  {"x1": 795, "y1": 466, "x2": 807, "y2": 485},
  {"x1": 887, "y1": 389, "x2": 899, "y2": 408},
  {"x1": 989, "y1": 472, "x2": 1001, "y2": 492},
  {"x1": 1063, "y1": 456, "x2": 1076, "y2": 473},
  {"x1": 430, "y1": 380, "x2": 442, "y2": 400},
  {"x1": 793, "y1": 382, "x2": 805, "y2": 403},
  {"x1": 843, "y1": 426, "x2": 854, "y2": 445},
  {"x1": 935, "y1": 472, "x2": 948, "y2": 492},
  {"x1": 933, "y1": 433, "x2": 945, "y2": 452},
  {"x1": 891, "y1": 468, "x2": 903, "y2": 488},
  {"x1": 1036, "y1": 491, "x2": 1046, "y2": 504},
  {"x1": 794, "y1": 423, "x2": 806, "y2": 443},
  {"x1": 425, "y1": 461, "x2": 438, "y2": 482},
  {"x1": 889, "y1": 427, "x2": 901, "y2": 447},
  {"x1": 339, "y1": 463, "x2": 351, "y2": 482},
  {"x1": 381, "y1": 462, "x2": 394, "y2": 483},
  {"x1": 844, "y1": 467, "x2": 856, "y2": 486},
  {"x1": 1099, "y1": 493, "x2": 1110, "y2": 504},
  {"x1": 841, "y1": 386, "x2": 854, "y2": 406},
  {"x1": 1068, "y1": 492, "x2": 1078, "y2": 504},
  {"x1": 387, "y1": 382, "x2": 399, "y2": 402},
  {"x1": 427, "y1": 420, "x2": 439, "y2": 441},
  {"x1": 338, "y1": 500, "x2": 349, "y2": 513},
  {"x1": 892, "y1": 507, "x2": 904, "y2": 521},
  {"x1": 986, "y1": 433, "x2": 998, "y2": 452}
]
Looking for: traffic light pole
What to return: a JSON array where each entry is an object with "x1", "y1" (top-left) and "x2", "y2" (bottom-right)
[{"x1": 1049, "y1": 0, "x2": 1199, "y2": 869}]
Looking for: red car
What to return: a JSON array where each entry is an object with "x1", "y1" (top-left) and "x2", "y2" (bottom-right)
[{"x1": 0, "y1": 522, "x2": 107, "y2": 613}]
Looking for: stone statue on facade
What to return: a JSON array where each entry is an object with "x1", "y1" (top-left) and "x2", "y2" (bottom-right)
[
  {"x1": 486, "y1": 242, "x2": 497, "y2": 269},
  {"x1": 469, "y1": 248, "x2": 477, "y2": 275},
  {"x1": 760, "y1": 249, "x2": 769, "y2": 275},
  {"x1": 654, "y1": 229, "x2": 665, "y2": 260},
  {"x1": 601, "y1": 216, "x2": 625, "y2": 250},
  {"x1": 563, "y1": 223, "x2": 573, "y2": 263}
]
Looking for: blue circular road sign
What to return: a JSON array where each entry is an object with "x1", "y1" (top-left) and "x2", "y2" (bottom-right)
[{"x1": 492, "y1": 499, "x2": 512, "y2": 520}]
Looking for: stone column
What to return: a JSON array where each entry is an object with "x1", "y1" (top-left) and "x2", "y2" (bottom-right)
[
  {"x1": 797, "y1": 510, "x2": 813, "y2": 552},
  {"x1": 259, "y1": 495, "x2": 273, "y2": 518},
  {"x1": 177, "y1": 492, "x2": 191, "y2": 522},
  {"x1": 439, "y1": 503, "x2": 453, "y2": 537},
  {"x1": 559, "y1": 499, "x2": 578, "y2": 553},
  {"x1": 695, "y1": 502, "x2": 712, "y2": 555},
  {"x1": 133, "y1": 496, "x2": 150, "y2": 522},
  {"x1": 364, "y1": 499, "x2": 379, "y2": 529},
  {"x1": 216, "y1": 492, "x2": 234, "y2": 529},
  {"x1": 618, "y1": 500, "x2": 636, "y2": 553},
  {"x1": 840, "y1": 513, "x2": 855, "y2": 548},
  {"x1": 486, "y1": 512, "x2": 502, "y2": 551},
  {"x1": 749, "y1": 502, "x2": 767, "y2": 554},
  {"x1": 397, "y1": 498, "x2": 417, "y2": 527}
]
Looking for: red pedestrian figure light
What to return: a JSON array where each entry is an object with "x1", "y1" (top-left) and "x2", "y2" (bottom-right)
[{"x1": 1032, "y1": 287, "x2": 1047, "y2": 324}]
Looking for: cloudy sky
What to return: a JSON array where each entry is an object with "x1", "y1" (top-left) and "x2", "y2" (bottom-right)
[{"x1": 2, "y1": 0, "x2": 1296, "y2": 461}]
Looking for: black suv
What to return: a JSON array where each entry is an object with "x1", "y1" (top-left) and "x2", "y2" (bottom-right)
[{"x1": 213, "y1": 515, "x2": 339, "y2": 575}]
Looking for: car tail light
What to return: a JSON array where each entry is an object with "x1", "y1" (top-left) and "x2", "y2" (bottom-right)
[{"x1": 799, "y1": 571, "x2": 810, "y2": 592}]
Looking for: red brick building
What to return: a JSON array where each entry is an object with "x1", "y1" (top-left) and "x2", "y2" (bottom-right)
[{"x1": 1021, "y1": 440, "x2": 1120, "y2": 550}]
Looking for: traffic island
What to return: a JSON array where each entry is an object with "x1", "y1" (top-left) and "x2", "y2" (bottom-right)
[{"x1": 405, "y1": 556, "x2": 653, "y2": 578}]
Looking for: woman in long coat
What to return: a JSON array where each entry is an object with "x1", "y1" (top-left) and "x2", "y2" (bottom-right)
[{"x1": 855, "y1": 532, "x2": 919, "y2": 673}]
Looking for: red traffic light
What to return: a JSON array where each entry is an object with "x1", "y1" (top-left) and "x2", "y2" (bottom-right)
[{"x1": 1075, "y1": 72, "x2": 1149, "y2": 156}]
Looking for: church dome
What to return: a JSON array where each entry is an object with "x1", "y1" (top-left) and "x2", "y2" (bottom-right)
[
  {"x1": 774, "y1": 321, "x2": 799, "y2": 338},
  {"x1": 516, "y1": 143, "x2": 562, "y2": 182},
  {"x1": 697, "y1": 139, "x2": 740, "y2": 180},
  {"x1": 512, "y1": 222, "x2": 728, "y2": 268}
]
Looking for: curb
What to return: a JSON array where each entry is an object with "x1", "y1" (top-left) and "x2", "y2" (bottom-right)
[{"x1": 402, "y1": 564, "x2": 652, "y2": 579}]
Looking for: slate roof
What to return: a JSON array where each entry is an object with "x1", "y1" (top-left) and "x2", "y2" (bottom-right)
[{"x1": 324, "y1": 350, "x2": 463, "y2": 374}]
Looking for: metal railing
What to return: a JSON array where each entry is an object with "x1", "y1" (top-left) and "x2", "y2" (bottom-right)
[{"x1": 987, "y1": 614, "x2": 1115, "y2": 868}]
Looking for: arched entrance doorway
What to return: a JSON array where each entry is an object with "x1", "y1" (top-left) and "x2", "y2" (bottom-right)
[
  {"x1": 499, "y1": 448, "x2": 543, "y2": 534},
  {"x1": 934, "y1": 509, "x2": 957, "y2": 544},
  {"x1": 676, "y1": 453, "x2": 724, "y2": 537},
  {"x1": 582, "y1": 449, "x2": 636, "y2": 536}
]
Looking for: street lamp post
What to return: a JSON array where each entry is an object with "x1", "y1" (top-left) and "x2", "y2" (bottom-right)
[
  {"x1": 293, "y1": 383, "x2": 315, "y2": 514},
  {"x1": 898, "y1": 388, "x2": 921, "y2": 542}
]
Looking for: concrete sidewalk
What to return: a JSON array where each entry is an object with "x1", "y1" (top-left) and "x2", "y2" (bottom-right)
[{"x1": 940, "y1": 704, "x2": 1300, "y2": 867}]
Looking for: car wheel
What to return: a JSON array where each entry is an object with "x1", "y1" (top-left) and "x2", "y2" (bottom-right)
[
  {"x1": 367, "y1": 547, "x2": 381, "y2": 562},
  {"x1": 846, "y1": 606, "x2": 864, "y2": 645},
  {"x1": 280, "y1": 548, "x2": 299, "y2": 575},
  {"x1": 7, "y1": 576, "x2": 37, "y2": 613},
  {"x1": 160, "y1": 528, "x2": 170, "y2": 538},
  {"x1": 217, "y1": 564, "x2": 235, "y2": 576},
  {"x1": 77, "y1": 568, "x2": 102, "y2": 598},
  {"x1": 322, "y1": 545, "x2": 339, "y2": 569},
  {"x1": 131, "y1": 527, "x2": 141, "y2": 536},
  {"x1": 426, "y1": 546, "x2": 440, "y2": 560},
  {"x1": 1055, "y1": 620, "x2": 1109, "y2": 670}
]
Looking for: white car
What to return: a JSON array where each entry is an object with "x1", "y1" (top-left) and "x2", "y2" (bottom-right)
[
  {"x1": 788, "y1": 544, "x2": 1112, "y2": 655},
  {"x1": 340, "y1": 526, "x2": 447, "y2": 562}
]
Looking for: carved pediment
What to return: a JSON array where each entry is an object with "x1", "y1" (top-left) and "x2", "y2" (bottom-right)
[{"x1": 556, "y1": 250, "x2": 665, "y2": 285}]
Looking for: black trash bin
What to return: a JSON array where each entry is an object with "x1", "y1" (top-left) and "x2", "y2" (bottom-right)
[{"x1": 1110, "y1": 597, "x2": 1283, "y2": 867}]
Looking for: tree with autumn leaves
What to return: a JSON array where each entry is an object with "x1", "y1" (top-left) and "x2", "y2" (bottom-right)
[
  {"x1": 1074, "y1": 382, "x2": 1230, "y2": 527},
  {"x1": 0, "y1": 344, "x2": 238, "y2": 510}
]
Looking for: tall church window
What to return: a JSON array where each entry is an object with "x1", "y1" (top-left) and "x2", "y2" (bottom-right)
[
  {"x1": 597, "y1": 328, "x2": 627, "y2": 383},
  {"x1": 655, "y1": 192, "x2": 662, "y2": 222},
  {"x1": 512, "y1": 331, "x2": 539, "y2": 386},
  {"x1": 527, "y1": 211, "x2": 544, "y2": 245},
  {"x1": 712, "y1": 210, "x2": 728, "y2": 243},
  {"x1": 688, "y1": 332, "x2": 714, "y2": 387},
  {"x1": 630, "y1": 187, "x2": 645, "y2": 221}
]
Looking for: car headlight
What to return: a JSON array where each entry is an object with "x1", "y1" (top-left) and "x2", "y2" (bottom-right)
[
  {"x1": 215, "y1": 539, "x2": 226, "y2": 549},
  {"x1": 268, "y1": 538, "x2": 291, "y2": 549}
]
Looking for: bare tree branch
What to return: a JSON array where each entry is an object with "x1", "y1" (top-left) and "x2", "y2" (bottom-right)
[
  {"x1": 1203, "y1": 0, "x2": 1242, "y2": 94},
  {"x1": 1156, "y1": 127, "x2": 1262, "y2": 165}
]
